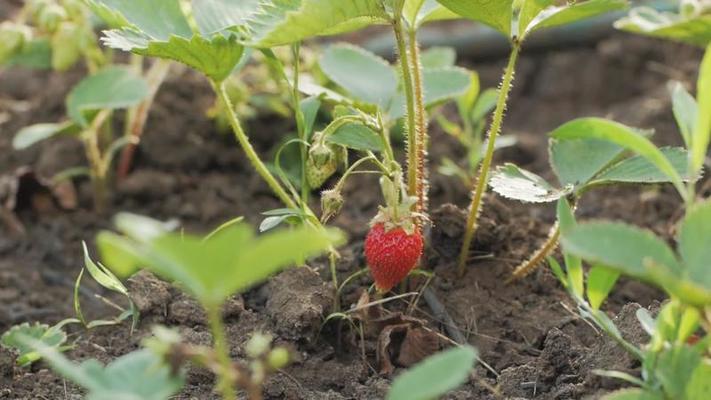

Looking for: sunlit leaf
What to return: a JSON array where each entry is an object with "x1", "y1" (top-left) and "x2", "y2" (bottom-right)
[
  {"x1": 436, "y1": 0, "x2": 513, "y2": 37},
  {"x1": 94, "y1": 0, "x2": 191, "y2": 40},
  {"x1": 489, "y1": 163, "x2": 571, "y2": 202},
  {"x1": 192, "y1": 0, "x2": 263, "y2": 36},
  {"x1": 590, "y1": 147, "x2": 692, "y2": 185},
  {"x1": 523, "y1": 0, "x2": 627, "y2": 39},
  {"x1": 615, "y1": 7, "x2": 711, "y2": 47},
  {"x1": 13, "y1": 121, "x2": 79, "y2": 150}
]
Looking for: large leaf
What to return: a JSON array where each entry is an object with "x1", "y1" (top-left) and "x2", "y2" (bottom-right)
[
  {"x1": 13, "y1": 121, "x2": 79, "y2": 150},
  {"x1": 549, "y1": 135, "x2": 624, "y2": 189},
  {"x1": 66, "y1": 67, "x2": 149, "y2": 127},
  {"x1": 387, "y1": 346, "x2": 477, "y2": 400},
  {"x1": 615, "y1": 7, "x2": 711, "y2": 47},
  {"x1": 98, "y1": 214, "x2": 343, "y2": 308},
  {"x1": 436, "y1": 0, "x2": 513, "y2": 37},
  {"x1": 320, "y1": 43, "x2": 398, "y2": 108},
  {"x1": 326, "y1": 122, "x2": 383, "y2": 151},
  {"x1": 692, "y1": 44, "x2": 711, "y2": 176},
  {"x1": 249, "y1": 0, "x2": 388, "y2": 47},
  {"x1": 549, "y1": 118, "x2": 685, "y2": 195},
  {"x1": 489, "y1": 163, "x2": 572, "y2": 203},
  {"x1": 679, "y1": 199, "x2": 711, "y2": 290},
  {"x1": 590, "y1": 147, "x2": 691, "y2": 185},
  {"x1": 95, "y1": 0, "x2": 192, "y2": 40},
  {"x1": 561, "y1": 222, "x2": 681, "y2": 283},
  {"x1": 192, "y1": 0, "x2": 263, "y2": 36},
  {"x1": 518, "y1": 0, "x2": 554, "y2": 37},
  {"x1": 670, "y1": 81, "x2": 697, "y2": 148},
  {"x1": 20, "y1": 337, "x2": 184, "y2": 400},
  {"x1": 522, "y1": 0, "x2": 628, "y2": 39}
]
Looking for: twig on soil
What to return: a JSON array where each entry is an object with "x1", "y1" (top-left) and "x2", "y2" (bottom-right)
[{"x1": 422, "y1": 287, "x2": 467, "y2": 345}]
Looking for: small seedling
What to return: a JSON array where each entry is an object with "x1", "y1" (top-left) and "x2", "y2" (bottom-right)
[{"x1": 1, "y1": 321, "x2": 72, "y2": 367}]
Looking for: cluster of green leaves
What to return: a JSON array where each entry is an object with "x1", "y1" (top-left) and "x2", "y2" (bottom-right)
[{"x1": 615, "y1": 0, "x2": 711, "y2": 47}]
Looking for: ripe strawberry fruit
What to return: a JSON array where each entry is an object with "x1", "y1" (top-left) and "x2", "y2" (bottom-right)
[{"x1": 365, "y1": 222, "x2": 423, "y2": 293}]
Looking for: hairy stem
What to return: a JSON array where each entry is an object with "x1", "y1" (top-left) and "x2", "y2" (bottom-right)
[
  {"x1": 117, "y1": 59, "x2": 171, "y2": 180},
  {"x1": 213, "y1": 80, "x2": 298, "y2": 210},
  {"x1": 458, "y1": 45, "x2": 520, "y2": 275},
  {"x1": 407, "y1": 29, "x2": 428, "y2": 218},
  {"x1": 392, "y1": 16, "x2": 418, "y2": 205},
  {"x1": 207, "y1": 306, "x2": 236, "y2": 400},
  {"x1": 507, "y1": 222, "x2": 560, "y2": 283}
]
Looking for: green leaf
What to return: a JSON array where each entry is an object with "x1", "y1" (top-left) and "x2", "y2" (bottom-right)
[
  {"x1": 549, "y1": 134, "x2": 625, "y2": 189},
  {"x1": 66, "y1": 67, "x2": 149, "y2": 127},
  {"x1": 523, "y1": 0, "x2": 627, "y2": 39},
  {"x1": 94, "y1": 0, "x2": 192, "y2": 40},
  {"x1": 590, "y1": 147, "x2": 691, "y2": 185},
  {"x1": 387, "y1": 346, "x2": 477, "y2": 400},
  {"x1": 518, "y1": 0, "x2": 553, "y2": 37},
  {"x1": 557, "y1": 198, "x2": 584, "y2": 298},
  {"x1": 691, "y1": 44, "x2": 711, "y2": 176},
  {"x1": 300, "y1": 96, "x2": 321, "y2": 140},
  {"x1": 561, "y1": 222, "x2": 681, "y2": 282},
  {"x1": 320, "y1": 43, "x2": 398, "y2": 108},
  {"x1": 6, "y1": 39, "x2": 52, "y2": 69},
  {"x1": 549, "y1": 118, "x2": 685, "y2": 196},
  {"x1": 686, "y1": 359, "x2": 711, "y2": 400},
  {"x1": 191, "y1": 0, "x2": 263, "y2": 36},
  {"x1": 13, "y1": 121, "x2": 79, "y2": 150},
  {"x1": 104, "y1": 32, "x2": 245, "y2": 83},
  {"x1": 20, "y1": 336, "x2": 184, "y2": 400},
  {"x1": 327, "y1": 122, "x2": 383, "y2": 152},
  {"x1": 679, "y1": 199, "x2": 711, "y2": 289},
  {"x1": 436, "y1": 0, "x2": 513, "y2": 37},
  {"x1": 489, "y1": 163, "x2": 572, "y2": 203},
  {"x1": 548, "y1": 257, "x2": 568, "y2": 288},
  {"x1": 600, "y1": 388, "x2": 663, "y2": 400},
  {"x1": 83, "y1": 0, "x2": 130, "y2": 29},
  {"x1": 249, "y1": 0, "x2": 388, "y2": 47},
  {"x1": 615, "y1": 8, "x2": 711, "y2": 47},
  {"x1": 405, "y1": 0, "x2": 458, "y2": 27},
  {"x1": 1, "y1": 323, "x2": 69, "y2": 367},
  {"x1": 670, "y1": 81, "x2": 697, "y2": 148},
  {"x1": 587, "y1": 265, "x2": 620, "y2": 310},
  {"x1": 420, "y1": 46, "x2": 456, "y2": 68},
  {"x1": 656, "y1": 345, "x2": 703, "y2": 400},
  {"x1": 82, "y1": 242, "x2": 130, "y2": 296},
  {"x1": 390, "y1": 67, "x2": 472, "y2": 118}
]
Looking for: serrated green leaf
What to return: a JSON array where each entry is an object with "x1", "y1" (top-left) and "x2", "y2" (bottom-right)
[
  {"x1": 327, "y1": 122, "x2": 383, "y2": 152},
  {"x1": 615, "y1": 8, "x2": 711, "y2": 47},
  {"x1": 387, "y1": 346, "x2": 477, "y2": 400},
  {"x1": 549, "y1": 135, "x2": 624, "y2": 189},
  {"x1": 66, "y1": 67, "x2": 149, "y2": 127},
  {"x1": 561, "y1": 222, "x2": 681, "y2": 283},
  {"x1": 523, "y1": 0, "x2": 627, "y2": 39},
  {"x1": 420, "y1": 46, "x2": 456, "y2": 68},
  {"x1": 670, "y1": 81, "x2": 697, "y2": 148},
  {"x1": 390, "y1": 67, "x2": 472, "y2": 118},
  {"x1": 549, "y1": 118, "x2": 685, "y2": 196},
  {"x1": 679, "y1": 199, "x2": 711, "y2": 289},
  {"x1": 13, "y1": 121, "x2": 79, "y2": 150},
  {"x1": 692, "y1": 44, "x2": 711, "y2": 175},
  {"x1": 587, "y1": 265, "x2": 620, "y2": 310},
  {"x1": 436, "y1": 0, "x2": 513, "y2": 37},
  {"x1": 192, "y1": 0, "x2": 263, "y2": 36},
  {"x1": 320, "y1": 43, "x2": 398, "y2": 108},
  {"x1": 249, "y1": 0, "x2": 388, "y2": 47},
  {"x1": 94, "y1": 0, "x2": 191, "y2": 40},
  {"x1": 83, "y1": 0, "x2": 130, "y2": 29},
  {"x1": 490, "y1": 163, "x2": 571, "y2": 203},
  {"x1": 1, "y1": 323, "x2": 68, "y2": 367},
  {"x1": 590, "y1": 147, "x2": 691, "y2": 185}
]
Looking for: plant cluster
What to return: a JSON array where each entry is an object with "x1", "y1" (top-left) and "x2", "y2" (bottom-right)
[{"x1": 2, "y1": 0, "x2": 711, "y2": 399}]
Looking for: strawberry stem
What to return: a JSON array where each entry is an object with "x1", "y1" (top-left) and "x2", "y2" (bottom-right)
[
  {"x1": 407, "y1": 28, "x2": 428, "y2": 218},
  {"x1": 458, "y1": 44, "x2": 521, "y2": 276}
]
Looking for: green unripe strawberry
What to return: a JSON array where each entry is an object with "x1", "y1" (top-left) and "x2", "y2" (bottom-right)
[
  {"x1": 305, "y1": 131, "x2": 345, "y2": 189},
  {"x1": 0, "y1": 23, "x2": 31, "y2": 64},
  {"x1": 38, "y1": 4, "x2": 67, "y2": 33}
]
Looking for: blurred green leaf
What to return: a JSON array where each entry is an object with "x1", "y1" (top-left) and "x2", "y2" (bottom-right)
[
  {"x1": 489, "y1": 163, "x2": 572, "y2": 203},
  {"x1": 83, "y1": 0, "x2": 130, "y2": 29},
  {"x1": 1, "y1": 323, "x2": 68, "y2": 367},
  {"x1": 523, "y1": 0, "x2": 627, "y2": 39},
  {"x1": 6, "y1": 39, "x2": 52, "y2": 69},
  {"x1": 13, "y1": 121, "x2": 79, "y2": 150},
  {"x1": 670, "y1": 81, "x2": 697, "y2": 148},
  {"x1": 300, "y1": 96, "x2": 321, "y2": 140},
  {"x1": 405, "y1": 0, "x2": 458, "y2": 27},
  {"x1": 420, "y1": 46, "x2": 456, "y2": 68},
  {"x1": 518, "y1": 0, "x2": 553, "y2": 37},
  {"x1": 320, "y1": 43, "x2": 398, "y2": 108},
  {"x1": 51, "y1": 23, "x2": 83, "y2": 71},
  {"x1": 587, "y1": 265, "x2": 620, "y2": 310},
  {"x1": 387, "y1": 346, "x2": 477, "y2": 400},
  {"x1": 600, "y1": 388, "x2": 663, "y2": 400},
  {"x1": 691, "y1": 44, "x2": 711, "y2": 175},
  {"x1": 657, "y1": 345, "x2": 704, "y2": 400},
  {"x1": 436, "y1": 0, "x2": 513, "y2": 37},
  {"x1": 390, "y1": 67, "x2": 472, "y2": 118},
  {"x1": 561, "y1": 222, "x2": 681, "y2": 282},
  {"x1": 192, "y1": 0, "x2": 263, "y2": 36},
  {"x1": 327, "y1": 122, "x2": 383, "y2": 151},
  {"x1": 590, "y1": 147, "x2": 691, "y2": 185},
  {"x1": 686, "y1": 359, "x2": 711, "y2": 400},
  {"x1": 679, "y1": 199, "x2": 711, "y2": 289},
  {"x1": 615, "y1": 7, "x2": 711, "y2": 47},
  {"x1": 67, "y1": 67, "x2": 149, "y2": 127},
  {"x1": 94, "y1": 0, "x2": 191, "y2": 40}
]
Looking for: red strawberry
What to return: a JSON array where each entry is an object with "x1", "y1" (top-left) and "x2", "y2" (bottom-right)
[{"x1": 365, "y1": 222, "x2": 424, "y2": 292}]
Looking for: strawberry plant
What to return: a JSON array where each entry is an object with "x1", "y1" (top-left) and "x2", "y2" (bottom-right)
[
  {"x1": 435, "y1": 0, "x2": 629, "y2": 274},
  {"x1": 616, "y1": 0, "x2": 711, "y2": 47}
]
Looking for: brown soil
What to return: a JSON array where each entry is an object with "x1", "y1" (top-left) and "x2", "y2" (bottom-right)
[{"x1": 0, "y1": 27, "x2": 704, "y2": 400}]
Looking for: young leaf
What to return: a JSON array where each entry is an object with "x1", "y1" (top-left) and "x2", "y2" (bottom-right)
[
  {"x1": 13, "y1": 121, "x2": 79, "y2": 150},
  {"x1": 249, "y1": 0, "x2": 389, "y2": 47},
  {"x1": 547, "y1": 257, "x2": 568, "y2": 288},
  {"x1": 678, "y1": 199, "x2": 711, "y2": 289},
  {"x1": 691, "y1": 44, "x2": 711, "y2": 176},
  {"x1": 590, "y1": 147, "x2": 691, "y2": 185},
  {"x1": 549, "y1": 118, "x2": 685, "y2": 196},
  {"x1": 327, "y1": 122, "x2": 383, "y2": 152},
  {"x1": 587, "y1": 265, "x2": 620, "y2": 310},
  {"x1": 66, "y1": 67, "x2": 149, "y2": 127},
  {"x1": 635, "y1": 308, "x2": 656, "y2": 336},
  {"x1": 1, "y1": 323, "x2": 69, "y2": 367},
  {"x1": 20, "y1": 336, "x2": 184, "y2": 400},
  {"x1": 320, "y1": 43, "x2": 398, "y2": 108},
  {"x1": 489, "y1": 163, "x2": 572, "y2": 203},
  {"x1": 561, "y1": 222, "x2": 681, "y2": 282},
  {"x1": 522, "y1": 0, "x2": 628, "y2": 39},
  {"x1": 82, "y1": 242, "x2": 130, "y2": 296},
  {"x1": 436, "y1": 0, "x2": 513, "y2": 38},
  {"x1": 387, "y1": 346, "x2": 477, "y2": 400},
  {"x1": 670, "y1": 81, "x2": 697, "y2": 148}
]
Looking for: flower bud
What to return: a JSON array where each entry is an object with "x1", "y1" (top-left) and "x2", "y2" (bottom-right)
[{"x1": 320, "y1": 188, "x2": 344, "y2": 222}]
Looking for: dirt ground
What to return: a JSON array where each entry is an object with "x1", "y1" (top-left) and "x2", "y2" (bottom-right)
[{"x1": 0, "y1": 19, "x2": 704, "y2": 400}]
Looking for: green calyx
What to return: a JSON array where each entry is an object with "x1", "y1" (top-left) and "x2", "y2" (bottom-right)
[{"x1": 371, "y1": 171, "x2": 421, "y2": 235}]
